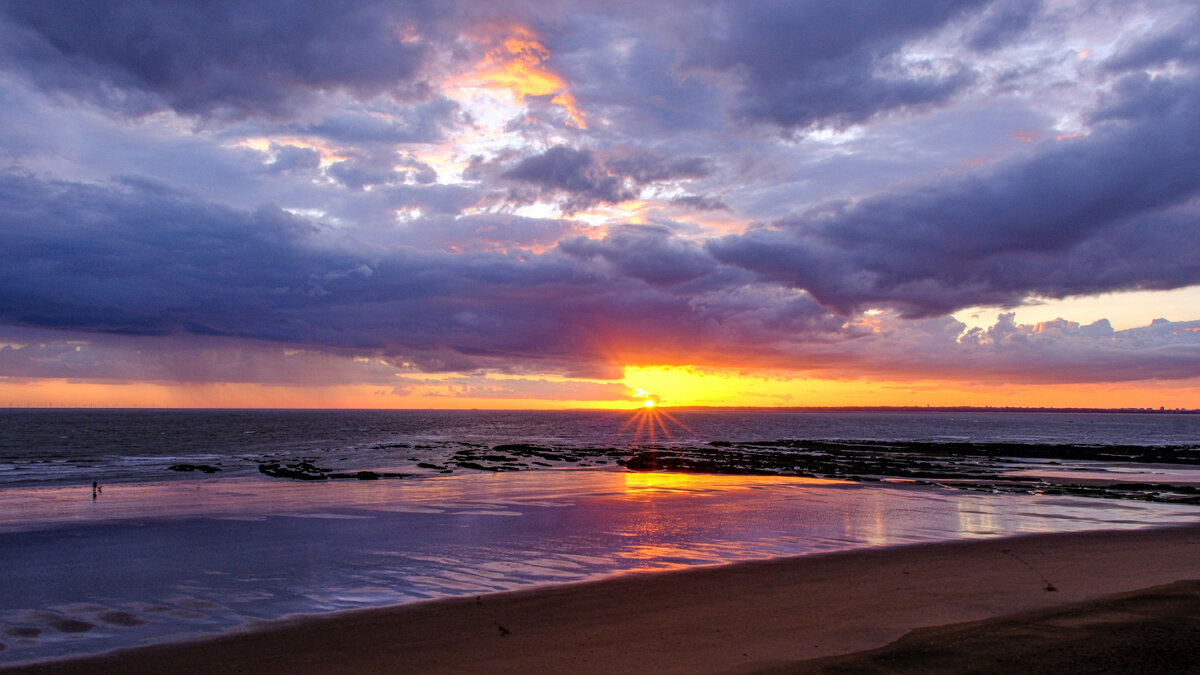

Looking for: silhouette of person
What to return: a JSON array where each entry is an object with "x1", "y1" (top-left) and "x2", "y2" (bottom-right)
[{"x1": 92, "y1": 481, "x2": 97, "y2": 499}]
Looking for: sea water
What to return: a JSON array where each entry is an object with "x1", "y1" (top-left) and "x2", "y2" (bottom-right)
[{"x1": 0, "y1": 409, "x2": 1198, "y2": 665}]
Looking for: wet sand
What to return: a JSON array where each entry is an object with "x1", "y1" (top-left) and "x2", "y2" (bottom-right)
[
  {"x1": 789, "y1": 579, "x2": 1200, "y2": 673},
  {"x1": 6, "y1": 524, "x2": 1200, "y2": 674}
]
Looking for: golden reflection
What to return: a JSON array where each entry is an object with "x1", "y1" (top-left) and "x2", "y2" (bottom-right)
[
  {"x1": 622, "y1": 471, "x2": 845, "y2": 495},
  {"x1": 863, "y1": 500, "x2": 888, "y2": 546}
]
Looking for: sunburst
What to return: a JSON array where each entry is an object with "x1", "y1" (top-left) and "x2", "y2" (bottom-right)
[{"x1": 614, "y1": 395, "x2": 695, "y2": 447}]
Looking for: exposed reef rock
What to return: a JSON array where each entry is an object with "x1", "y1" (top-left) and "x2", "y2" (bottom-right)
[
  {"x1": 257, "y1": 460, "x2": 407, "y2": 481},
  {"x1": 620, "y1": 440, "x2": 1200, "y2": 505},
  {"x1": 249, "y1": 438, "x2": 1200, "y2": 505},
  {"x1": 167, "y1": 463, "x2": 221, "y2": 473}
]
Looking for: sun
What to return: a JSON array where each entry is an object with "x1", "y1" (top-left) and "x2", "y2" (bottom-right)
[{"x1": 631, "y1": 387, "x2": 660, "y2": 408}]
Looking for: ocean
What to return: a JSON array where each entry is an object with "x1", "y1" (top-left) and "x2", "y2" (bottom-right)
[{"x1": 1, "y1": 408, "x2": 1198, "y2": 665}]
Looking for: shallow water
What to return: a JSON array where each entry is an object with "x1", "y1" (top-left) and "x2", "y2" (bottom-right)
[
  {"x1": 1, "y1": 468, "x2": 1197, "y2": 665},
  {"x1": 3, "y1": 408, "x2": 1198, "y2": 487},
  {"x1": 2, "y1": 409, "x2": 1198, "y2": 665}
]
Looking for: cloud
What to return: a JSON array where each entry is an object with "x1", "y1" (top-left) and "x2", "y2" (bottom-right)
[
  {"x1": 708, "y1": 69, "x2": 1200, "y2": 317},
  {"x1": 0, "y1": 170, "x2": 842, "y2": 376},
  {"x1": 266, "y1": 144, "x2": 322, "y2": 175},
  {"x1": 1, "y1": 0, "x2": 1199, "y2": 397},
  {"x1": 964, "y1": 0, "x2": 1042, "y2": 51},
  {"x1": 286, "y1": 99, "x2": 467, "y2": 145},
  {"x1": 2, "y1": 166, "x2": 1198, "y2": 386},
  {"x1": 0, "y1": 0, "x2": 445, "y2": 120},
  {"x1": 895, "y1": 313, "x2": 1200, "y2": 383},
  {"x1": 397, "y1": 214, "x2": 587, "y2": 252},
  {"x1": 390, "y1": 375, "x2": 629, "y2": 401},
  {"x1": 670, "y1": 195, "x2": 731, "y2": 212},
  {"x1": 677, "y1": 0, "x2": 990, "y2": 129},
  {"x1": 498, "y1": 145, "x2": 712, "y2": 213},
  {"x1": 502, "y1": 145, "x2": 634, "y2": 212},
  {"x1": 604, "y1": 151, "x2": 711, "y2": 184},
  {"x1": 1103, "y1": 11, "x2": 1200, "y2": 74},
  {"x1": 558, "y1": 226, "x2": 716, "y2": 286},
  {"x1": 327, "y1": 150, "x2": 408, "y2": 191},
  {"x1": 0, "y1": 330, "x2": 400, "y2": 386}
]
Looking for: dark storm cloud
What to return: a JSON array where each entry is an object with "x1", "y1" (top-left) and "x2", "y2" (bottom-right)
[
  {"x1": 327, "y1": 151, "x2": 406, "y2": 191},
  {"x1": 0, "y1": 0, "x2": 444, "y2": 120},
  {"x1": 709, "y1": 70, "x2": 1200, "y2": 317},
  {"x1": 2, "y1": 167, "x2": 1195, "y2": 385},
  {"x1": 499, "y1": 146, "x2": 712, "y2": 213},
  {"x1": 503, "y1": 146, "x2": 634, "y2": 212},
  {"x1": 0, "y1": 171, "x2": 346, "y2": 336},
  {"x1": 678, "y1": 0, "x2": 990, "y2": 129},
  {"x1": 0, "y1": 170, "x2": 850, "y2": 377},
  {"x1": 558, "y1": 226, "x2": 716, "y2": 286}
]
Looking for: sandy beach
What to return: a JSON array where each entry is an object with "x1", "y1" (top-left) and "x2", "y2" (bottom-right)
[{"x1": 6, "y1": 524, "x2": 1199, "y2": 674}]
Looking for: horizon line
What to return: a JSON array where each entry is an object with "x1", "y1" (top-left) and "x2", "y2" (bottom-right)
[{"x1": 3, "y1": 405, "x2": 1197, "y2": 414}]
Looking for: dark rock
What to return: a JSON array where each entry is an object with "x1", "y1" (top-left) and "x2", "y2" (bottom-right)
[
  {"x1": 167, "y1": 463, "x2": 221, "y2": 473},
  {"x1": 329, "y1": 471, "x2": 380, "y2": 480},
  {"x1": 258, "y1": 460, "x2": 330, "y2": 480},
  {"x1": 457, "y1": 461, "x2": 497, "y2": 472}
]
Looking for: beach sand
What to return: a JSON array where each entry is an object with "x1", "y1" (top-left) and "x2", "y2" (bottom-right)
[{"x1": 6, "y1": 524, "x2": 1199, "y2": 674}]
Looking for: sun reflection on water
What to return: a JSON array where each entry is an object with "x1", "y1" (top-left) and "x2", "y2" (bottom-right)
[{"x1": 622, "y1": 471, "x2": 846, "y2": 495}]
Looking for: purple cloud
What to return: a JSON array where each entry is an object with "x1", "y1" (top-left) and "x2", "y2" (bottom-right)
[
  {"x1": 709, "y1": 70, "x2": 1200, "y2": 316},
  {"x1": 1, "y1": 0, "x2": 1199, "y2": 395},
  {"x1": 676, "y1": 0, "x2": 990, "y2": 129},
  {"x1": 0, "y1": 0, "x2": 444, "y2": 120}
]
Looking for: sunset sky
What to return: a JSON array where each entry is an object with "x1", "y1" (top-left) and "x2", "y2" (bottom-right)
[{"x1": 1, "y1": 0, "x2": 1199, "y2": 409}]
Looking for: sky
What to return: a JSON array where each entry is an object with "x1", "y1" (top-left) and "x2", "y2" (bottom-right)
[{"x1": 1, "y1": 0, "x2": 1199, "y2": 409}]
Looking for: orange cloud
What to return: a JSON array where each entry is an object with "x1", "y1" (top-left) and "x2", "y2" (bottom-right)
[{"x1": 473, "y1": 25, "x2": 586, "y2": 128}]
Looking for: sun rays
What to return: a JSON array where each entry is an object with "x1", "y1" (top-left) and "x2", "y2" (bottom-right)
[{"x1": 614, "y1": 400, "x2": 696, "y2": 447}]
